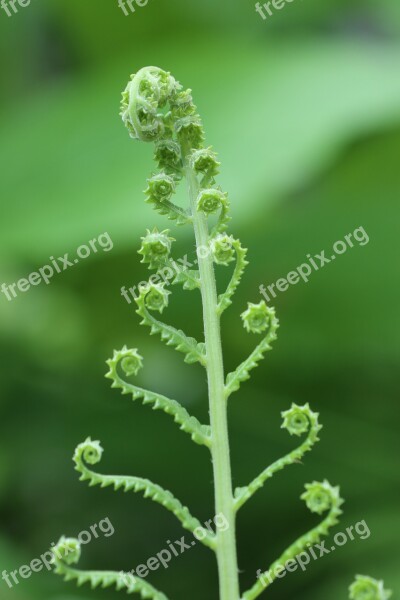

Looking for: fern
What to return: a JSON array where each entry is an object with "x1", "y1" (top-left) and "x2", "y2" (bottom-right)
[
  {"x1": 73, "y1": 438, "x2": 215, "y2": 549},
  {"x1": 105, "y1": 346, "x2": 211, "y2": 447},
  {"x1": 53, "y1": 66, "x2": 391, "y2": 600}
]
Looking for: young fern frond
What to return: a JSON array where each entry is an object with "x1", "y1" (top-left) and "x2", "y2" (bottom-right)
[
  {"x1": 225, "y1": 302, "x2": 279, "y2": 398},
  {"x1": 189, "y1": 146, "x2": 221, "y2": 184},
  {"x1": 196, "y1": 187, "x2": 231, "y2": 236},
  {"x1": 234, "y1": 404, "x2": 322, "y2": 511},
  {"x1": 73, "y1": 438, "x2": 216, "y2": 549},
  {"x1": 52, "y1": 538, "x2": 169, "y2": 600},
  {"x1": 349, "y1": 575, "x2": 392, "y2": 600},
  {"x1": 144, "y1": 173, "x2": 191, "y2": 225},
  {"x1": 135, "y1": 284, "x2": 207, "y2": 366},
  {"x1": 54, "y1": 66, "x2": 386, "y2": 600},
  {"x1": 217, "y1": 238, "x2": 249, "y2": 316},
  {"x1": 242, "y1": 481, "x2": 344, "y2": 600},
  {"x1": 105, "y1": 347, "x2": 211, "y2": 447}
]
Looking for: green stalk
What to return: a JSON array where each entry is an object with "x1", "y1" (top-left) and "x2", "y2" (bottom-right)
[{"x1": 184, "y1": 156, "x2": 240, "y2": 600}]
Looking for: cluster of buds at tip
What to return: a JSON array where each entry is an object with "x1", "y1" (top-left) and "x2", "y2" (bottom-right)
[
  {"x1": 138, "y1": 228, "x2": 175, "y2": 269},
  {"x1": 189, "y1": 147, "x2": 220, "y2": 178},
  {"x1": 143, "y1": 282, "x2": 170, "y2": 313},
  {"x1": 145, "y1": 173, "x2": 176, "y2": 203},
  {"x1": 241, "y1": 300, "x2": 273, "y2": 334},
  {"x1": 210, "y1": 234, "x2": 235, "y2": 266},
  {"x1": 120, "y1": 68, "x2": 181, "y2": 143},
  {"x1": 196, "y1": 188, "x2": 228, "y2": 215},
  {"x1": 301, "y1": 480, "x2": 342, "y2": 515},
  {"x1": 349, "y1": 575, "x2": 392, "y2": 600},
  {"x1": 281, "y1": 403, "x2": 320, "y2": 437}
]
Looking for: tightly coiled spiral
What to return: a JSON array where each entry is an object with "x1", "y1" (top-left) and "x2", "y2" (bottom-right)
[
  {"x1": 210, "y1": 234, "x2": 235, "y2": 266},
  {"x1": 144, "y1": 282, "x2": 170, "y2": 313},
  {"x1": 349, "y1": 575, "x2": 392, "y2": 600},
  {"x1": 146, "y1": 173, "x2": 176, "y2": 203},
  {"x1": 241, "y1": 300, "x2": 274, "y2": 334},
  {"x1": 120, "y1": 67, "x2": 203, "y2": 150},
  {"x1": 138, "y1": 228, "x2": 175, "y2": 269},
  {"x1": 301, "y1": 480, "x2": 343, "y2": 516},
  {"x1": 197, "y1": 188, "x2": 228, "y2": 216},
  {"x1": 189, "y1": 147, "x2": 220, "y2": 177},
  {"x1": 281, "y1": 403, "x2": 321, "y2": 438},
  {"x1": 53, "y1": 537, "x2": 81, "y2": 566}
]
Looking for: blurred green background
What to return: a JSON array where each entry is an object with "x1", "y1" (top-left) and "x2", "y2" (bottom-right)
[{"x1": 0, "y1": 1, "x2": 399, "y2": 599}]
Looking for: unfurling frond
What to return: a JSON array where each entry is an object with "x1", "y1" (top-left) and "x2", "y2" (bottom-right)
[
  {"x1": 225, "y1": 303, "x2": 279, "y2": 398},
  {"x1": 349, "y1": 575, "x2": 392, "y2": 600},
  {"x1": 135, "y1": 286, "x2": 207, "y2": 366},
  {"x1": 73, "y1": 438, "x2": 215, "y2": 550},
  {"x1": 242, "y1": 481, "x2": 344, "y2": 600},
  {"x1": 217, "y1": 238, "x2": 248, "y2": 315},
  {"x1": 105, "y1": 347, "x2": 211, "y2": 447},
  {"x1": 52, "y1": 537, "x2": 169, "y2": 600},
  {"x1": 234, "y1": 404, "x2": 322, "y2": 511}
]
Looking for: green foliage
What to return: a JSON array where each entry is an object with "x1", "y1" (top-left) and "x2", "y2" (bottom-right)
[{"x1": 51, "y1": 67, "x2": 391, "y2": 600}]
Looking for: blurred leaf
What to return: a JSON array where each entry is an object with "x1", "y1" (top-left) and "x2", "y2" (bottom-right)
[{"x1": 1, "y1": 37, "x2": 400, "y2": 264}]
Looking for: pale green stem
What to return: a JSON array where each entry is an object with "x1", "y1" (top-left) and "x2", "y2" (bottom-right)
[{"x1": 183, "y1": 149, "x2": 240, "y2": 600}]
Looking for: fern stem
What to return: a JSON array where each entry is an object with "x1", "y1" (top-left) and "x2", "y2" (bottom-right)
[{"x1": 184, "y1": 150, "x2": 240, "y2": 600}]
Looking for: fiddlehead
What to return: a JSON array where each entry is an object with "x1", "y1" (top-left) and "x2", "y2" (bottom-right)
[
  {"x1": 225, "y1": 301, "x2": 279, "y2": 398},
  {"x1": 234, "y1": 404, "x2": 322, "y2": 511},
  {"x1": 216, "y1": 237, "x2": 249, "y2": 315},
  {"x1": 52, "y1": 537, "x2": 169, "y2": 600},
  {"x1": 120, "y1": 67, "x2": 178, "y2": 142},
  {"x1": 154, "y1": 139, "x2": 182, "y2": 177},
  {"x1": 105, "y1": 347, "x2": 211, "y2": 447},
  {"x1": 210, "y1": 233, "x2": 236, "y2": 266},
  {"x1": 196, "y1": 188, "x2": 231, "y2": 235},
  {"x1": 242, "y1": 481, "x2": 344, "y2": 600},
  {"x1": 73, "y1": 438, "x2": 215, "y2": 550},
  {"x1": 145, "y1": 174, "x2": 190, "y2": 225},
  {"x1": 135, "y1": 284, "x2": 207, "y2": 366},
  {"x1": 189, "y1": 146, "x2": 220, "y2": 185},
  {"x1": 349, "y1": 575, "x2": 392, "y2": 599},
  {"x1": 138, "y1": 228, "x2": 175, "y2": 270}
]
